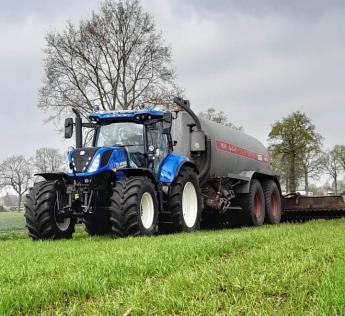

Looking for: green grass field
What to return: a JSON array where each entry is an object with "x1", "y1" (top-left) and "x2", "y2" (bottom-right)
[
  {"x1": 0, "y1": 213, "x2": 344, "y2": 315},
  {"x1": 0, "y1": 212, "x2": 27, "y2": 240}
]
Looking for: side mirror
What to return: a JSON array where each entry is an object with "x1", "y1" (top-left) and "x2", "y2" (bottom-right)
[{"x1": 64, "y1": 118, "x2": 74, "y2": 139}]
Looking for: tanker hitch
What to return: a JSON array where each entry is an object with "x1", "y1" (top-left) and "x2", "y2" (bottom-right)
[
  {"x1": 64, "y1": 182, "x2": 95, "y2": 217},
  {"x1": 203, "y1": 178, "x2": 237, "y2": 214}
]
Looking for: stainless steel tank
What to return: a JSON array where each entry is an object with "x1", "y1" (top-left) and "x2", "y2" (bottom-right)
[{"x1": 172, "y1": 111, "x2": 271, "y2": 180}]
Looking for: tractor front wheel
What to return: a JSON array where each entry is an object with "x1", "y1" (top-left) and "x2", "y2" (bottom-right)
[
  {"x1": 110, "y1": 177, "x2": 158, "y2": 237},
  {"x1": 25, "y1": 181, "x2": 75, "y2": 240}
]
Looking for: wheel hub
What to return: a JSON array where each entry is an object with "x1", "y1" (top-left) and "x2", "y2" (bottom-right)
[
  {"x1": 140, "y1": 192, "x2": 154, "y2": 229},
  {"x1": 182, "y1": 182, "x2": 198, "y2": 228},
  {"x1": 254, "y1": 193, "x2": 262, "y2": 218},
  {"x1": 271, "y1": 193, "x2": 278, "y2": 217}
]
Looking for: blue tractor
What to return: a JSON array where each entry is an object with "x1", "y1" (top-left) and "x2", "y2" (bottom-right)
[
  {"x1": 25, "y1": 98, "x2": 203, "y2": 239},
  {"x1": 26, "y1": 97, "x2": 286, "y2": 240}
]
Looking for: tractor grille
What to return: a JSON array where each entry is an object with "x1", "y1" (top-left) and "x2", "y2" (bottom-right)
[{"x1": 71, "y1": 148, "x2": 98, "y2": 173}]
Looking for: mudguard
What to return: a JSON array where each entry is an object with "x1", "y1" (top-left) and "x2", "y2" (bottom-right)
[
  {"x1": 35, "y1": 172, "x2": 69, "y2": 182},
  {"x1": 158, "y1": 154, "x2": 196, "y2": 183},
  {"x1": 234, "y1": 170, "x2": 280, "y2": 194}
]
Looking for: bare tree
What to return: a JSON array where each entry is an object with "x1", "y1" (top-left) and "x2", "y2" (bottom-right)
[
  {"x1": 320, "y1": 148, "x2": 342, "y2": 195},
  {"x1": 0, "y1": 156, "x2": 33, "y2": 211},
  {"x1": 35, "y1": 148, "x2": 65, "y2": 173},
  {"x1": 199, "y1": 107, "x2": 243, "y2": 131},
  {"x1": 334, "y1": 145, "x2": 345, "y2": 172},
  {"x1": 39, "y1": 0, "x2": 181, "y2": 120}
]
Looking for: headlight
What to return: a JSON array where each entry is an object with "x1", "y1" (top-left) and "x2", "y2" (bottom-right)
[
  {"x1": 66, "y1": 147, "x2": 75, "y2": 170},
  {"x1": 88, "y1": 154, "x2": 101, "y2": 173}
]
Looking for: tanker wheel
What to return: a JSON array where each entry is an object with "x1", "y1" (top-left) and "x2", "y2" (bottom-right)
[
  {"x1": 232, "y1": 179, "x2": 265, "y2": 227},
  {"x1": 25, "y1": 181, "x2": 75, "y2": 240},
  {"x1": 110, "y1": 177, "x2": 158, "y2": 237},
  {"x1": 160, "y1": 166, "x2": 202, "y2": 233},
  {"x1": 262, "y1": 180, "x2": 282, "y2": 224},
  {"x1": 84, "y1": 206, "x2": 112, "y2": 236}
]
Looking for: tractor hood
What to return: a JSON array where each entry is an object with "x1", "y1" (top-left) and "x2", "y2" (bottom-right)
[{"x1": 67, "y1": 147, "x2": 128, "y2": 177}]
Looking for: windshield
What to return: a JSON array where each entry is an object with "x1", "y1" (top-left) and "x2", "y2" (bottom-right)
[{"x1": 96, "y1": 122, "x2": 144, "y2": 147}]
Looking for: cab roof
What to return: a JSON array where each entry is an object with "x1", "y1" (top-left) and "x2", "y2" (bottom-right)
[{"x1": 89, "y1": 109, "x2": 166, "y2": 124}]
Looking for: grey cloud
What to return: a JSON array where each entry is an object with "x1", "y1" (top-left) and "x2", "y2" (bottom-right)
[
  {"x1": 0, "y1": 0, "x2": 345, "y2": 162},
  {"x1": 174, "y1": 0, "x2": 345, "y2": 19}
]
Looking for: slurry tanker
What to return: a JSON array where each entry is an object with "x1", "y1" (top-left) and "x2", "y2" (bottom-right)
[{"x1": 24, "y1": 97, "x2": 344, "y2": 240}]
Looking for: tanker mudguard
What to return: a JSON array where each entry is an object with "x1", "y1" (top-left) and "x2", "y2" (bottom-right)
[
  {"x1": 158, "y1": 154, "x2": 196, "y2": 183},
  {"x1": 234, "y1": 170, "x2": 280, "y2": 194}
]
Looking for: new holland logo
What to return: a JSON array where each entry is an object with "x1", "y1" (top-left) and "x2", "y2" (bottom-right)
[{"x1": 80, "y1": 150, "x2": 85, "y2": 156}]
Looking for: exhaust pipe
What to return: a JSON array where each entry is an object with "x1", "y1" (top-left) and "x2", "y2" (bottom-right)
[{"x1": 72, "y1": 108, "x2": 83, "y2": 148}]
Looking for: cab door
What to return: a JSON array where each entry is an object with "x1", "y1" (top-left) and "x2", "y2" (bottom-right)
[{"x1": 146, "y1": 122, "x2": 170, "y2": 175}]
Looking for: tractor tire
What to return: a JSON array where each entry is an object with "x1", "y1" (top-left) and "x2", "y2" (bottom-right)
[
  {"x1": 230, "y1": 179, "x2": 265, "y2": 227},
  {"x1": 110, "y1": 177, "x2": 158, "y2": 237},
  {"x1": 25, "y1": 181, "x2": 75, "y2": 240},
  {"x1": 159, "y1": 166, "x2": 202, "y2": 233},
  {"x1": 262, "y1": 180, "x2": 282, "y2": 224},
  {"x1": 84, "y1": 207, "x2": 112, "y2": 236}
]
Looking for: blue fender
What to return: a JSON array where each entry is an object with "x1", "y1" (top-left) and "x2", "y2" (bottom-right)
[{"x1": 158, "y1": 154, "x2": 194, "y2": 183}]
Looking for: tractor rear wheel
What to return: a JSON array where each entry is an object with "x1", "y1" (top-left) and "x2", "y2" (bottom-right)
[
  {"x1": 84, "y1": 206, "x2": 111, "y2": 236},
  {"x1": 25, "y1": 181, "x2": 75, "y2": 240},
  {"x1": 160, "y1": 166, "x2": 202, "y2": 233},
  {"x1": 110, "y1": 177, "x2": 158, "y2": 237},
  {"x1": 262, "y1": 180, "x2": 282, "y2": 224}
]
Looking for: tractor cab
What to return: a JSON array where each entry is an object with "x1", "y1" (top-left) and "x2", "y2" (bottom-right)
[
  {"x1": 26, "y1": 98, "x2": 203, "y2": 241},
  {"x1": 65, "y1": 109, "x2": 173, "y2": 178}
]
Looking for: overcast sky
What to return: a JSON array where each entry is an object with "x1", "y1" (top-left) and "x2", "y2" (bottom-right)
[{"x1": 0, "y1": 0, "x2": 345, "y2": 162}]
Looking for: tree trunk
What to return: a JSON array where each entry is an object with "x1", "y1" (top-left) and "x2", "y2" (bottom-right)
[
  {"x1": 285, "y1": 176, "x2": 289, "y2": 194},
  {"x1": 334, "y1": 176, "x2": 338, "y2": 195},
  {"x1": 290, "y1": 157, "x2": 296, "y2": 193},
  {"x1": 304, "y1": 170, "x2": 309, "y2": 194},
  {"x1": 18, "y1": 194, "x2": 22, "y2": 212}
]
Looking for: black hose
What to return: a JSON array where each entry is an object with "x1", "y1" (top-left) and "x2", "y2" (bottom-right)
[
  {"x1": 173, "y1": 97, "x2": 202, "y2": 131},
  {"x1": 198, "y1": 138, "x2": 212, "y2": 186},
  {"x1": 173, "y1": 97, "x2": 211, "y2": 184}
]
